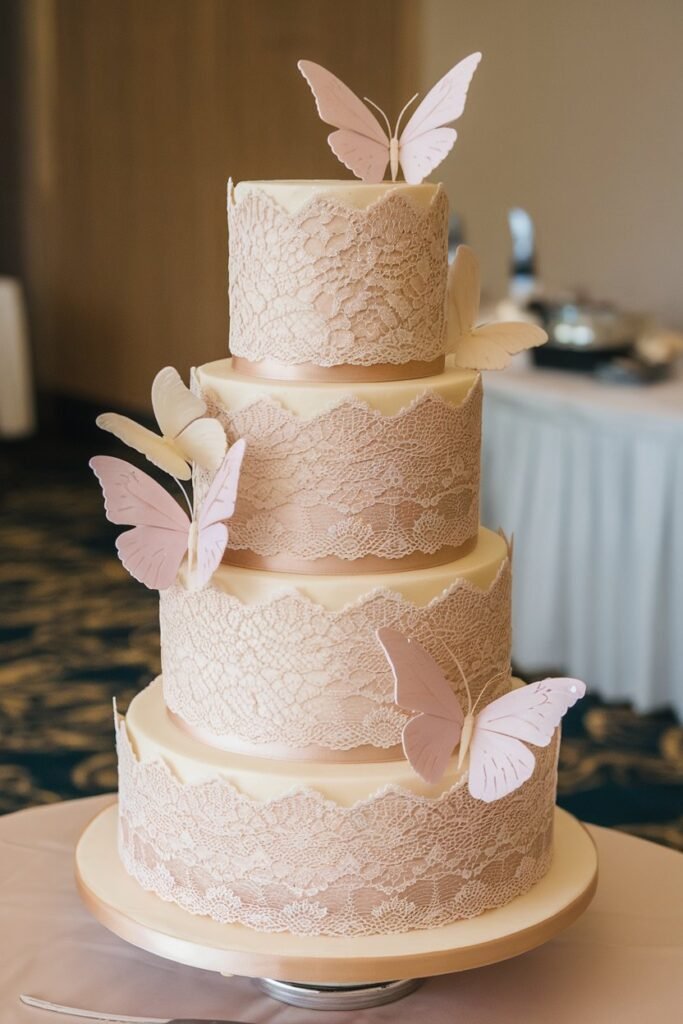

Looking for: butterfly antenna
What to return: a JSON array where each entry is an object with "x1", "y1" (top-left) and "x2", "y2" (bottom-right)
[
  {"x1": 393, "y1": 93, "x2": 419, "y2": 139},
  {"x1": 470, "y1": 670, "x2": 511, "y2": 716},
  {"x1": 175, "y1": 478, "x2": 194, "y2": 518},
  {"x1": 363, "y1": 96, "x2": 393, "y2": 140}
]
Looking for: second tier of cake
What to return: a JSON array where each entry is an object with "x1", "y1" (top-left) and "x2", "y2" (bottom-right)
[{"x1": 194, "y1": 357, "x2": 482, "y2": 571}]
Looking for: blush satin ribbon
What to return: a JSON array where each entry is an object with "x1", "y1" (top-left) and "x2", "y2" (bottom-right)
[
  {"x1": 168, "y1": 710, "x2": 406, "y2": 763},
  {"x1": 231, "y1": 354, "x2": 445, "y2": 383},
  {"x1": 221, "y1": 538, "x2": 478, "y2": 575}
]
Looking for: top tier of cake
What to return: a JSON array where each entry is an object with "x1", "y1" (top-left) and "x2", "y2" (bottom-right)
[{"x1": 227, "y1": 180, "x2": 449, "y2": 380}]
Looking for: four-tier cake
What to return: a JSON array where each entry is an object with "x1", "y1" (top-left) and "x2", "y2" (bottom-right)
[{"x1": 89, "y1": 57, "x2": 585, "y2": 941}]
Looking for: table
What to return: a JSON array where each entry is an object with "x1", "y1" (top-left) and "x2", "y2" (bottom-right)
[
  {"x1": 2, "y1": 796, "x2": 682, "y2": 1023},
  {"x1": 482, "y1": 359, "x2": 683, "y2": 718}
]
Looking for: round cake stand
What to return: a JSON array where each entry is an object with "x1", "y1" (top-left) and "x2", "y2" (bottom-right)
[{"x1": 76, "y1": 804, "x2": 597, "y2": 1010}]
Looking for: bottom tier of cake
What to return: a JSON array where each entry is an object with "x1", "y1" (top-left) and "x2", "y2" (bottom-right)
[{"x1": 117, "y1": 679, "x2": 559, "y2": 938}]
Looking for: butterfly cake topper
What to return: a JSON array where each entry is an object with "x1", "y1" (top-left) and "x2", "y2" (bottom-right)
[
  {"x1": 449, "y1": 246, "x2": 547, "y2": 370},
  {"x1": 377, "y1": 627, "x2": 585, "y2": 802},
  {"x1": 298, "y1": 53, "x2": 482, "y2": 184},
  {"x1": 90, "y1": 366, "x2": 246, "y2": 591},
  {"x1": 96, "y1": 366, "x2": 226, "y2": 481}
]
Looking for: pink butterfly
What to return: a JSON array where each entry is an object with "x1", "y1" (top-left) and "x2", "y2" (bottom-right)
[
  {"x1": 376, "y1": 627, "x2": 585, "y2": 801},
  {"x1": 298, "y1": 54, "x2": 482, "y2": 185},
  {"x1": 90, "y1": 439, "x2": 246, "y2": 591}
]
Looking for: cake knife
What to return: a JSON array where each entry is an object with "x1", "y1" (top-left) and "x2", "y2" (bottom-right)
[{"x1": 20, "y1": 994, "x2": 248, "y2": 1024}]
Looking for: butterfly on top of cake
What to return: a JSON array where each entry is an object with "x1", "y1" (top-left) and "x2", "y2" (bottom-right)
[
  {"x1": 82, "y1": 54, "x2": 588, "y2": 940},
  {"x1": 297, "y1": 56, "x2": 546, "y2": 368}
]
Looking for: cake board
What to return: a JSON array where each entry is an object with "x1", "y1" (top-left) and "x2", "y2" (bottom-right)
[{"x1": 75, "y1": 803, "x2": 597, "y2": 1009}]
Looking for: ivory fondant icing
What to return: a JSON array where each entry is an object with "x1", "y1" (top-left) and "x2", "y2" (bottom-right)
[
  {"x1": 233, "y1": 179, "x2": 440, "y2": 213},
  {"x1": 196, "y1": 357, "x2": 477, "y2": 418},
  {"x1": 185, "y1": 526, "x2": 506, "y2": 611}
]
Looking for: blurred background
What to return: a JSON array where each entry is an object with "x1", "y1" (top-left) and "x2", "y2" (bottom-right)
[{"x1": 1, "y1": 1, "x2": 682, "y2": 844}]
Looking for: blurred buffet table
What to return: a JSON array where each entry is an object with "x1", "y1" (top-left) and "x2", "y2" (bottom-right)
[{"x1": 482, "y1": 359, "x2": 683, "y2": 719}]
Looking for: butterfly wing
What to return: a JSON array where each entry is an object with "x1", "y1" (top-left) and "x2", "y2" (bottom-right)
[
  {"x1": 448, "y1": 245, "x2": 547, "y2": 369},
  {"x1": 467, "y1": 729, "x2": 537, "y2": 803},
  {"x1": 298, "y1": 60, "x2": 389, "y2": 182},
  {"x1": 191, "y1": 522, "x2": 228, "y2": 590},
  {"x1": 90, "y1": 455, "x2": 190, "y2": 589},
  {"x1": 328, "y1": 129, "x2": 389, "y2": 184},
  {"x1": 477, "y1": 678, "x2": 587, "y2": 747},
  {"x1": 377, "y1": 627, "x2": 464, "y2": 784},
  {"x1": 198, "y1": 438, "x2": 247, "y2": 529},
  {"x1": 151, "y1": 366, "x2": 207, "y2": 440},
  {"x1": 456, "y1": 322, "x2": 548, "y2": 371},
  {"x1": 176, "y1": 417, "x2": 227, "y2": 473},
  {"x1": 398, "y1": 52, "x2": 481, "y2": 183},
  {"x1": 399, "y1": 127, "x2": 457, "y2": 185},
  {"x1": 468, "y1": 678, "x2": 586, "y2": 802},
  {"x1": 90, "y1": 456, "x2": 190, "y2": 529},
  {"x1": 190, "y1": 439, "x2": 247, "y2": 588},
  {"x1": 449, "y1": 244, "x2": 480, "y2": 338},
  {"x1": 401, "y1": 52, "x2": 482, "y2": 143},
  {"x1": 115, "y1": 526, "x2": 190, "y2": 591},
  {"x1": 95, "y1": 413, "x2": 192, "y2": 480},
  {"x1": 402, "y1": 712, "x2": 464, "y2": 786}
]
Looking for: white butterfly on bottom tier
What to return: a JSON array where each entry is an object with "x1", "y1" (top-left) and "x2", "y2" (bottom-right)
[
  {"x1": 96, "y1": 366, "x2": 226, "y2": 480},
  {"x1": 90, "y1": 439, "x2": 246, "y2": 591},
  {"x1": 298, "y1": 54, "x2": 482, "y2": 184},
  {"x1": 377, "y1": 627, "x2": 585, "y2": 801},
  {"x1": 448, "y1": 245, "x2": 547, "y2": 370}
]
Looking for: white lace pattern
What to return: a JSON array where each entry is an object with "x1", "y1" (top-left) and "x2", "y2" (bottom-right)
[
  {"x1": 160, "y1": 559, "x2": 512, "y2": 754},
  {"x1": 195, "y1": 382, "x2": 481, "y2": 564},
  {"x1": 228, "y1": 186, "x2": 449, "y2": 368},
  {"x1": 117, "y1": 718, "x2": 557, "y2": 937}
]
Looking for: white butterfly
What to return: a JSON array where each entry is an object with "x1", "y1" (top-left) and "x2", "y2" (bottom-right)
[
  {"x1": 448, "y1": 245, "x2": 547, "y2": 370},
  {"x1": 377, "y1": 627, "x2": 585, "y2": 802},
  {"x1": 96, "y1": 366, "x2": 226, "y2": 481},
  {"x1": 298, "y1": 54, "x2": 482, "y2": 185}
]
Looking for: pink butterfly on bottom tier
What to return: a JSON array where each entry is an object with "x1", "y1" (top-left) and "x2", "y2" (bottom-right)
[
  {"x1": 298, "y1": 53, "x2": 482, "y2": 184},
  {"x1": 376, "y1": 627, "x2": 586, "y2": 801},
  {"x1": 90, "y1": 439, "x2": 246, "y2": 591}
]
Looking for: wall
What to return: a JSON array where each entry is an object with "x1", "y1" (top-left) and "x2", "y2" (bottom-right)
[
  {"x1": 418, "y1": 0, "x2": 683, "y2": 325},
  {"x1": 21, "y1": 0, "x2": 416, "y2": 409}
]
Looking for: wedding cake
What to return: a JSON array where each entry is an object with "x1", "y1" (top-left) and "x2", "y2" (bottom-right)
[{"x1": 90, "y1": 55, "x2": 585, "y2": 939}]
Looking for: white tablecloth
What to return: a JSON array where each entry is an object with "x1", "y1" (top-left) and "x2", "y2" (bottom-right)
[
  {"x1": 1, "y1": 796, "x2": 682, "y2": 1023},
  {"x1": 482, "y1": 359, "x2": 683, "y2": 718}
]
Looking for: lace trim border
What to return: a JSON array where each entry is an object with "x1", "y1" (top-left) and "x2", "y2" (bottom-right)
[
  {"x1": 116, "y1": 715, "x2": 558, "y2": 937},
  {"x1": 159, "y1": 557, "x2": 512, "y2": 754},
  {"x1": 196, "y1": 381, "x2": 482, "y2": 566}
]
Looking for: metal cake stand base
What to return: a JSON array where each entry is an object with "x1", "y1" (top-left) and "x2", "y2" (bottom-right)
[
  {"x1": 75, "y1": 804, "x2": 597, "y2": 1008},
  {"x1": 258, "y1": 977, "x2": 422, "y2": 1009}
]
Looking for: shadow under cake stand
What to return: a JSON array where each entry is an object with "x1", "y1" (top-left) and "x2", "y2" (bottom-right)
[{"x1": 76, "y1": 803, "x2": 597, "y2": 1011}]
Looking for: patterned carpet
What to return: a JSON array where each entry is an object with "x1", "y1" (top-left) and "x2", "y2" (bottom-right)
[{"x1": 1, "y1": 423, "x2": 682, "y2": 850}]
